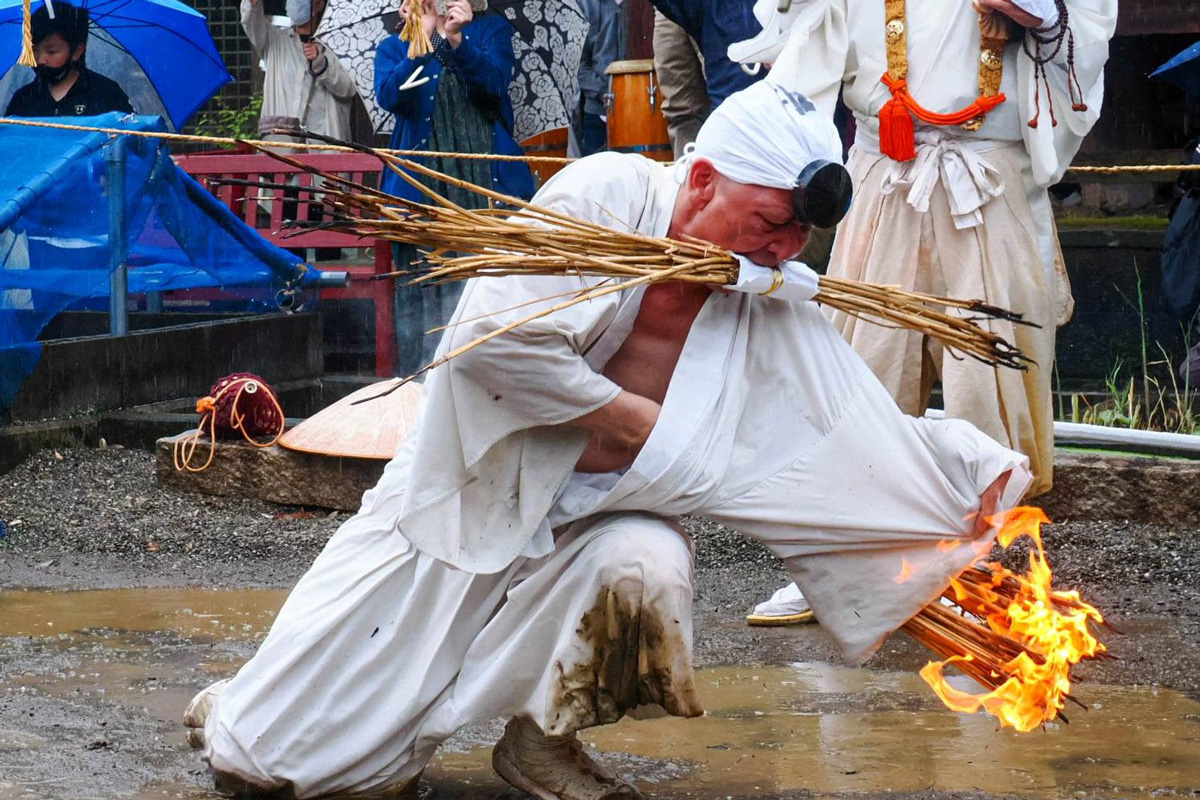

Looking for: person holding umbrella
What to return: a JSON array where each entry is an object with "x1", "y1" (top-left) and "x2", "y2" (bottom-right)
[
  {"x1": 241, "y1": 0, "x2": 356, "y2": 145},
  {"x1": 375, "y1": 0, "x2": 534, "y2": 374},
  {"x1": 5, "y1": 2, "x2": 131, "y2": 117}
]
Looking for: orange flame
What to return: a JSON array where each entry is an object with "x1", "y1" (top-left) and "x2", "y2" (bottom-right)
[
  {"x1": 893, "y1": 557, "x2": 916, "y2": 584},
  {"x1": 918, "y1": 506, "x2": 1106, "y2": 732}
]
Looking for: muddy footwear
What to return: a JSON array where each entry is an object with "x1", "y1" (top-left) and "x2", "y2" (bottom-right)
[
  {"x1": 182, "y1": 678, "x2": 231, "y2": 750},
  {"x1": 492, "y1": 716, "x2": 642, "y2": 800}
]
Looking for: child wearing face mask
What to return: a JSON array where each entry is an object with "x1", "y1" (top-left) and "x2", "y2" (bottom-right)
[{"x1": 5, "y1": 2, "x2": 132, "y2": 118}]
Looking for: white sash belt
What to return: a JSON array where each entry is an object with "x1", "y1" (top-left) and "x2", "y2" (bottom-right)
[{"x1": 874, "y1": 130, "x2": 1006, "y2": 230}]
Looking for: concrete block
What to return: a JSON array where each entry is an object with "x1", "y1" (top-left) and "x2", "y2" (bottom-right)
[{"x1": 11, "y1": 313, "x2": 323, "y2": 423}]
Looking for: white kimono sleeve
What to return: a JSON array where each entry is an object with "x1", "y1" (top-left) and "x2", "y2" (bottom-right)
[
  {"x1": 1018, "y1": 0, "x2": 1117, "y2": 187},
  {"x1": 755, "y1": 0, "x2": 849, "y2": 121},
  {"x1": 395, "y1": 154, "x2": 665, "y2": 573},
  {"x1": 688, "y1": 304, "x2": 1033, "y2": 664}
]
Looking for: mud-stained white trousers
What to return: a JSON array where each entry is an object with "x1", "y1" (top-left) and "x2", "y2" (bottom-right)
[{"x1": 202, "y1": 511, "x2": 699, "y2": 799}]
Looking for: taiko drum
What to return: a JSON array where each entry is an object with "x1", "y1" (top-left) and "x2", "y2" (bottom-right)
[{"x1": 605, "y1": 59, "x2": 672, "y2": 162}]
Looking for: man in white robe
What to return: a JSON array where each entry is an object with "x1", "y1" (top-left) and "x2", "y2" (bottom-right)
[{"x1": 183, "y1": 81, "x2": 1030, "y2": 800}]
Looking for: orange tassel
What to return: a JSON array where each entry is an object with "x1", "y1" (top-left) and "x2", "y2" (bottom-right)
[{"x1": 879, "y1": 96, "x2": 916, "y2": 162}]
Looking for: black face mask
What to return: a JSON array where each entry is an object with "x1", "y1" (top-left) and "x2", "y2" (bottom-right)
[
  {"x1": 35, "y1": 58, "x2": 79, "y2": 86},
  {"x1": 792, "y1": 159, "x2": 854, "y2": 229}
]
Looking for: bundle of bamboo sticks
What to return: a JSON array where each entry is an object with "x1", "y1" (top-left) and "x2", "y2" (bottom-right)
[{"x1": 237, "y1": 136, "x2": 1036, "y2": 384}]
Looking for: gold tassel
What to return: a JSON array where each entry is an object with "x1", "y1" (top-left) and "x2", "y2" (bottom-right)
[{"x1": 18, "y1": 0, "x2": 36, "y2": 68}]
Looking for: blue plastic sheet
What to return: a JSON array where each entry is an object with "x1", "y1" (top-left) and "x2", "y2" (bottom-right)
[{"x1": 0, "y1": 113, "x2": 309, "y2": 416}]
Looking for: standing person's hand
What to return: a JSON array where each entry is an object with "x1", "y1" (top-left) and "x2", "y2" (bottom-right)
[
  {"x1": 972, "y1": 469, "x2": 1013, "y2": 539},
  {"x1": 442, "y1": 0, "x2": 473, "y2": 47},
  {"x1": 302, "y1": 41, "x2": 321, "y2": 61},
  {"x1": 973, "y1": 0, "x2": 1044, "y2": 28}
]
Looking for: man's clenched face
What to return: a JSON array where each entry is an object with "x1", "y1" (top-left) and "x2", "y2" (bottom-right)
[{"x1": 674, "y1": 158, "x2": 810, "y2": 268}]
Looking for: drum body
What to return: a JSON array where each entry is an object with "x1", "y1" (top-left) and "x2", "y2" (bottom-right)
[
  {"x1": 605, "y1": 59, "x2": 672, "y2": 162},
  {"x1": 519, "y1": 127, "x2": 569, "y2": 189}
]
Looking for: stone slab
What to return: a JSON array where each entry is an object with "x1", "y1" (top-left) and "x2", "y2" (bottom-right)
[
  {"x1": 1040, "y1": 449, "x2": 1200, "y2": 527},
  {"x1": 156, "y1": 432, "x2": 384, "y2": 512}
]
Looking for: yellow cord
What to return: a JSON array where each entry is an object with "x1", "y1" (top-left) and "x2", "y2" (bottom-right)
[{"x1": 172, "y1": 378, "x2": 286, "y2": 473}]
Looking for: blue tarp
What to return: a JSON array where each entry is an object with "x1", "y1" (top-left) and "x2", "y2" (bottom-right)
[{"x1": 0, "y1": 113, "x2": 309, "y2": 416}]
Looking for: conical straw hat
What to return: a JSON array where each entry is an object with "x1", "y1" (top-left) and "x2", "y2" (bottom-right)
[{"x1": 279, "y1": 380, "x2": 423, "y2": 460}]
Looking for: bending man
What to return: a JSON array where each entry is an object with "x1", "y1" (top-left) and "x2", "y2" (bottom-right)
[{"x1": 184, "y1": 81, "x2": 1030, "y2": 800}]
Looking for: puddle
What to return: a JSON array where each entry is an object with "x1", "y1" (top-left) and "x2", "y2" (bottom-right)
[
  {"x1": 0, "y1": 588, "x2": 288, "y2": 640},
  {"x1": 2, "y1": 589, "x2": 1198, "y2": 799},
  {"x1": 435, "y1": 665, "x2": 1200, "y2": 798}
]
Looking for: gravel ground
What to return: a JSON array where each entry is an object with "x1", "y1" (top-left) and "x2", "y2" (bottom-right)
[{"x1": 1, "y1": 447, "x2": 1198, "y2": 800}]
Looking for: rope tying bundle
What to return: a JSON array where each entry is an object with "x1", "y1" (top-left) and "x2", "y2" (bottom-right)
[{"x1": 173, "y1": 373, "x2": 286, "y2": 473}]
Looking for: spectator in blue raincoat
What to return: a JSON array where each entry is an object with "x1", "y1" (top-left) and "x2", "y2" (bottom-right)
[{"x1": 374, "y1": 0, "x2": 534, "y2": 375}]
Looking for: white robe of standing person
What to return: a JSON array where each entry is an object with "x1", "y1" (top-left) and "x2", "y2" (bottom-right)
[{"x1": 184, "y1": 81, "x2": 1031, "y2": 800}]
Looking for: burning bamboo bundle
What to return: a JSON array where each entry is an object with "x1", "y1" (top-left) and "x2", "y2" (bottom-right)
[
  {"x1": 903, "y1": 507, "x2": 1109, "y2": 732},
  {"x1": 234, "y1": 139, "x2": 1037, "y2": 387}
]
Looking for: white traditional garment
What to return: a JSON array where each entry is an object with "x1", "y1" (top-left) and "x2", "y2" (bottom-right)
[
  {"x1": 393, "y1": 149, "x2": 1030, "y2": 657},
  {"x1": 202, "y1": 149, "x2": 1031, "y2": 798},
  {"x1": 740, "y1": 0, "x2": 1116, "y2": 496},
  {"x1": 240, "y1": 0, "x2": 355, "y2": 139}
]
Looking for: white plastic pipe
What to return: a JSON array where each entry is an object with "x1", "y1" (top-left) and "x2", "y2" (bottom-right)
[{"x1": 923, "y1": 409, "x2": 1200, "y2": 459}]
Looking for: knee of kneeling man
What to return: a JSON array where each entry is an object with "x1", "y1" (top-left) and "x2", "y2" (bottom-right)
[{"x1": 595, "y1": 524, "x2": 692, "y2": 594}]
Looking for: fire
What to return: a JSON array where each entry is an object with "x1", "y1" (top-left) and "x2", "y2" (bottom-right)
[{"x1": 915, "y1": 506, "x2": 1106, "y2": 732}]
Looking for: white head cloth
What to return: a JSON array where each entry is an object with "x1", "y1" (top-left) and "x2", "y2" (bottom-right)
[
  {"x1": 689, "y1": 81, "x2": 843, "y2": 190},
  {"x1": 286, "y1": 0, "x2": 312, "y2": 26}
]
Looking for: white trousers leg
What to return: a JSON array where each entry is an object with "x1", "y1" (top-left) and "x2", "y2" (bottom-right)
[
  {"x1": 432, "y1": 512, "x2": 702, "y2": 739},
  {"x1": 202, "y1": 511, "x2": 698, "y2": 798}
]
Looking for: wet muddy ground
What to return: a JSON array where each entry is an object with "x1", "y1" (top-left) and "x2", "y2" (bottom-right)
[{"x1": 1, "y1": 449, "x2": 1198, "y2": 800}]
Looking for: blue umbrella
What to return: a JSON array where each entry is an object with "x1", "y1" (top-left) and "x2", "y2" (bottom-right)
[
  {"x1": 1150, "y1": 39, "x2": 1200, "y2": 101},
  {"x1": 0, "y1": 0, "x2": 231, "y2": 130}
]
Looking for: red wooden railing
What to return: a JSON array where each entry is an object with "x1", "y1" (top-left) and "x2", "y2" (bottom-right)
[{"x1": 176, "y1": 151, "x2": 397, "y2": 376}]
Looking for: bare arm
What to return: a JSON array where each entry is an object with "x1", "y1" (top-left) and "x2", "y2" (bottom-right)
[{"x1": 571, "y1": 390, "x2": 662, "y2": 473}]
